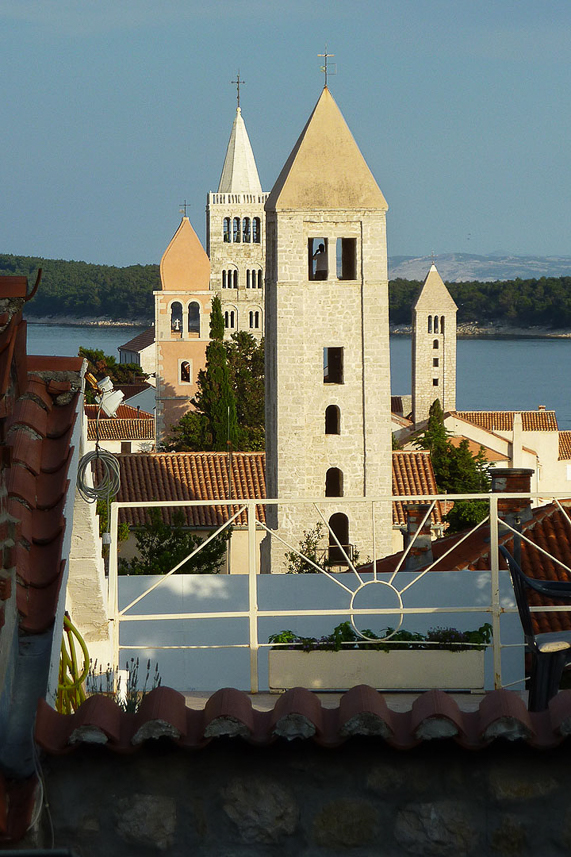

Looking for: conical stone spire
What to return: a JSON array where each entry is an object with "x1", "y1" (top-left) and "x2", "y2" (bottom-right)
[
  {"x1": 413, "y1": 264, "x2": 458, "y2": 312},
  {"x1": 218, "y1": 107, "x2": 262, "y2": 194}
]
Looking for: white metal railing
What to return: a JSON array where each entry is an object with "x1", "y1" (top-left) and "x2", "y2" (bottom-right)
[{"x1": 107, "y1": 492, "x2": 571, "y2": 693}]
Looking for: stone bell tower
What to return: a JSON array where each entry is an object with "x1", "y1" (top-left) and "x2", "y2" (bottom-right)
[
  {"x1": 412, "y1": 264, "x2": 457, "y2": 425},
  {"x1": 264, "y1": 86, "x2": 393, "y2": 571},
  {"x1": 154, "y1": 216, "x2": 212, "y2": 443},
  {"x1": 206, "y1": 100, "x2": 268, "y2": 340}
]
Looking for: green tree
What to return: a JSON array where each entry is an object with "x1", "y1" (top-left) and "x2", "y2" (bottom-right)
[
  {"x1": 118, "y1": 508, "x2": 229, "y2": 575},
  {"x1": 285, "y1": 522, "x2": 329, "y2": 574},
  {"x1": 416, "y1": 399, "x2": 490, "y2": 533},
  {"x1": 80, "y1": 347, "x2": 147, "y2": 385},
  {"x1": 225, "y1": 331, "x2": 265, "y2": 450}
]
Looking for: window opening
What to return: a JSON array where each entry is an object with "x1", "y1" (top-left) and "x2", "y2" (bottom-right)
[
  {"x1": 441, "y1": 316, "x2": 445, "y2": 333},
  {"x1": 252, "y1": 217, "x2": 261, "y2": 243},
  {"x1": 233, "y1": 217, "x2": 241, "y2": 243},
  {"x1": 323, "y1": 347, "x2": 343, "y2": 384},
  {"x1": 188, "y1": 301, "x2": 200, "y2": 334},
  {"x1": 224, "y1": 310, "x2": 236, "y2": 329},
  {"x1": 223, "y1": 218, "x2": 231, "y2": 243},
  {"x1": 233, "y1": 270, "x2": 238, "y2": 289},
  {"x1": 433, "y1": 339, "x2": 439, "y2": 349},
  {"x1": 434, "y1": 316, "x2": 439, "y2": 334},
  {"x1": 222, "y1": 271, "x2": 227, "y2": 289},
  {"x1": 336, "y1": 238, "x2": 357, "y2": 280},
  {"x1": 249, "y1": 310, "x2": 260, "y2": 329},
  {"x1": 433, "y1": 378, "x2": 439, "y2": 386},
  {"x1": 428, "y1": 316, "x2": 432, "y2": 334},
  {"x1": 325, "y1": 405, "x2": 340, "y2": 435},
  {"x1": 246, "y1": 270, "x2": 251, "y2": 289},
  {"x1": 180, "y1": 361, "x2": 191, "y2": 382},
  {"x1": 257, "y1": 270, "x2": 263, "y2": 288},
  {"x1": 325, "y1": 467, "x2": 343, "y2": 497},
  {"x1": 170, "y1": 301, "x2": 183, "y2": 333},
  {"x1": 329, "y1": 513, "x2": 350, "y2": 565},
  {"x1": 309, "y1": 238, "x2": 328, "y2": 280},
  {"x1": 242, "y1": 217, "x2": 251, "y2": 243},
  {"x1": 433, "y1": 358, "x2": 439, "y2": 367}
]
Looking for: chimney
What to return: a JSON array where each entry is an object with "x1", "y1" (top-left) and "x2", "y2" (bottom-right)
[
  {"x1": 538, "y1": 405, "x2": 546, "y2": 411},
  {"x1": 490, "y1": 467, "x2": 534, "y2": 526},
  {"x1": 404, "y1": 504, "x2": 433, "y2": 571}
]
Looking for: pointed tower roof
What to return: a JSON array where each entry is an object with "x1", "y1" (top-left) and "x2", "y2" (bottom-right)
[
  {"x1": 160, "y1": 217, "x2": 210, "y2": 291},
  {"x1": 218, "y1": 107, "x2": 263, "y2": 194},
  {"x1": 413, "y1": 264, "x2": 458, "y2": 312},
  {"x1": 265, "y1": 87, "x2": 387, "y2": 212}
]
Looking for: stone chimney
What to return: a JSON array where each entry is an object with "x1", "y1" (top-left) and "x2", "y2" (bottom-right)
[
  {"x1": 490, "y1": 467, "x2": 534, "y2": 526},
  {"x1": 404, "y1": 503, "x2": 433, "y2": 571}
]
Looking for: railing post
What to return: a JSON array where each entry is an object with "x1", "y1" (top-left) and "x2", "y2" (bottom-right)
[
  {"x1": 489, "y1": 494, "x2": 503, "y2": 689},
  {"x1": 108, "y1": 501, "x2": 120, "y2": 686},
  {"x1": 247, "y1": 501, "x2": 259, "y2": 693}
]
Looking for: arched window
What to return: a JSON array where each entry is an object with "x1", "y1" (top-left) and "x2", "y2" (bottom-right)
[
  {"x1": 325, "y1": 405, "x2": 340, "y2": 435},
  {"x1": 257, "y1": 270, "x2": 263, "y2": 288},
  {"x1": 428, "y1": 316, "x2": 432, "y2": 333},
  {"x1": 242, "y1": 217, "x2": 251, "y2": 243},
  {"x1": 180, "y1": 361, "x2": 191, "y2": 383},
  {"x1": 170, "y1": 301, "x2": 183, "y2": 333},
  {"x1": 433, "y1": 339, "x2": 439, "y2": 349},
  {"x1": 329, "y1": 513, "x2": 349, "y2": 564},
  {"x1": 223, "y1": 218, "x2": 231, "y2": 243},
  {"x1": 224, "y1": 310, "x2": 236, "y2": 330},
  {"x1": 249, "y1": 310, "x2": 260, "y2": 329},
  {"x1": 325, "y1": 467, "x2": 343, "y2": 497},
  {"x1": 233, "y1": 217, "x2": 241, "y2": 243},
  {"x1": 222, "y1": 271, "x2": 227, "y2": 289},
  {"x1": 441, "y1": 316, "x2": 445, "y2": 333},
  {"x1": 246, "y1": 270, "x2": 251, "y2": 289},
  {"x1": 188, "y1": 301, "x2": 200, "y2": 334},
  {"x1": 252, "y1": 217, "x2": 261, "y2": 243},
  {"x1": 233, "y1": 270, "x2": 238, "y2": 289},
  {"x1": 434, "y1": 316, "x2": 439, "y2": 334}
]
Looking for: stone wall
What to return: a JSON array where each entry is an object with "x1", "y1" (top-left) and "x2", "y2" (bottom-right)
[{"x1": 34, "y1": 739, "x2": 571, "y2": 856}]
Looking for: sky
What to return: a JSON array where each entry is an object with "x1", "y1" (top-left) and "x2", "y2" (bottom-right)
[{"x1": 2, "y1": 0, "x2": 571, "y2": 267}]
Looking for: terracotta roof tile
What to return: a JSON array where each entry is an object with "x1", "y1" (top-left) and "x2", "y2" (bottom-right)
[
  {"x1": 87, "y1": 419, "x2": 155, "y2": 442},
  {"x1": 456, "y1": 410, "x2": 558, "y2": 432},
  {"x1": 559, "y1": 432, "x2": 571, "y2": 460},
  {"x1": 391, "y1": 450, "x2": 445, "y2": 525},
  {"x1": 85, "y1": 404, "x2": 153, "y2": 420},
  {"x1": 33, "y1": 686, "x2": 571, "y2": 753},
  {"x1": 0, "y1": 276, "x2": 29, "y2": 298}
]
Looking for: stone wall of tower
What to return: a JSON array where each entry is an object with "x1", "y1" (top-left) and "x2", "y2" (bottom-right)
[
  {"x1": 206, "y1": 192, "x2": 267, "y2": 339},
  {"x1": 265, "y1": 211, "x2": 393, "y2": 572},
  {"x1": 412, "y1": 308, "x2": 457, "y2": 425}
]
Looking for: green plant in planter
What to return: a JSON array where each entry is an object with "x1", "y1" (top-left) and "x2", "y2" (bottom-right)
[{"x1": 269, "y1": 621, "x2": 492, "y2": 652}]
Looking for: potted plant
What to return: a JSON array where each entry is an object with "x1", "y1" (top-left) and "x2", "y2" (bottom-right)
[{"x1": 268, "y1": 621, "x2": 491, "y2": 692}]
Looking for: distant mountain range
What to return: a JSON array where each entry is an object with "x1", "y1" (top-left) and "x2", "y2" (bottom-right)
[{"x1": 388, "y1": 254, "x2": 571, "y2": 283}]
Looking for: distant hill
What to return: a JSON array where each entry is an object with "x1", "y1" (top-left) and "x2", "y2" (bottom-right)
[{"x1": 389, "y1": 253, "x2": 571, "y2": 282}]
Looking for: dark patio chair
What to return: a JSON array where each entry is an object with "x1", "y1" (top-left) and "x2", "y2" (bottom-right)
[{"x1": 500, "y1": 545, "x2": 571, "y2": 711}]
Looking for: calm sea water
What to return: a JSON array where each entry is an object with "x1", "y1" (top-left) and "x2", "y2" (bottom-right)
[{"x1": 25, "y1": 323, "x2": 571, "y2": 429}]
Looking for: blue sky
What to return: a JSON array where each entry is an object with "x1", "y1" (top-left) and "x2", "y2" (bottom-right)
[{"x1": 2, "y1": 0, "x2": 570, "y2": 267}]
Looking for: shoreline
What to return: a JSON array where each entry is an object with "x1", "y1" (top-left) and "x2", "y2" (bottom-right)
[
  {"x1": 390, "y1": 323, "x2": 571, "y2": 339},
  {"x1": 25, "y1": 316, "x2": 149, "y2": 328}
]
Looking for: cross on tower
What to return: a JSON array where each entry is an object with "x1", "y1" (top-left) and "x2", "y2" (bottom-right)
[
  {"x1": 179, "y1": 200, "x2": 190, "y2": 216},
  {"x1": 318, "y1": 46, "x2": 336, "y2": 87},
  {"x1": 231, "y1": 71, "x2": 245, "y2": 108}
]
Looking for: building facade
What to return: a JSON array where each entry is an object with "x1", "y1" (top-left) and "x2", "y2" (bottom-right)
[{"x1": 264, "y1": 86, "x2": 393, "y2": 571}]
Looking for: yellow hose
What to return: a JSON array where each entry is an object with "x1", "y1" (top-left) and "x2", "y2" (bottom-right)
[{"x1": 57, "y1": 613, "x2": 90, "y2": 714}]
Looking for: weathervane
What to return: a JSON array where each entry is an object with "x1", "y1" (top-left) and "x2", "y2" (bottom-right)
[
  {"x1": 318, "y1": 46, "x2": 336, "y2": 87},
  {"x1": 231, "y1": 71, "x2": 244, "y2": 108},
  {"x1": 179, "y1": 200, "x2": 190, "y2": 216}
]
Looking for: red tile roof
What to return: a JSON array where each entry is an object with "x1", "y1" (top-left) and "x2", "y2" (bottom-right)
[
  {"x1": 85, "y1": 404, "x2": 153, "y2": 420},
  {"x1": 87, "y1": 420, "x2": 155, "y2": 442},
  {"x1": 33, "y1": 686, "x2": 571, "y2": 752},
  {"x1": 391, "y1": 451, "x2": 445, "y2": 525},
  {"x1": 455, "y1": 410, "x2": 558, "y2": 431},
  {"x1": 118, "y1": 326, "x2": 155, "y2": 353},
  {"x1": 559, "y1": 432, "x2": 571, "y2": 461}
]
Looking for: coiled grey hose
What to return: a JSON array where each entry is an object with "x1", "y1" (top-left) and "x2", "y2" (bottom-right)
[{"x1": 77, "y1": 448, "x2": 121, "y2": 503}]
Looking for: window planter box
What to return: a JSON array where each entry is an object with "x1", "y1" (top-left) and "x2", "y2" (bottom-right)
[{"x1": 268, "y1": 648, "x2": 485, "y2": 693}]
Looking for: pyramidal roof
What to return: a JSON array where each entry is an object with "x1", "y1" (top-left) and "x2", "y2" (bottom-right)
[
  {"x1": 218, "y1": 107, "x2": 262, "y2": 194},
  {"x1": 265, "y1": 87, "x2": 387, "y2": 212},
  {"x1": 413, "y1": 264, "x2": 458, "y2": 312},
  {"x1": 160, "y1": 217, "x2": 210, "y2": 291}
]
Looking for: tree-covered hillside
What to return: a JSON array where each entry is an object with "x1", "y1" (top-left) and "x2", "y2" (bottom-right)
[
  {"x1": 0, "y1": 253, "x2": 158, "y2": 321},
  {"x1": 390, "y1": 276, "x2": 571, "y2": 329}
]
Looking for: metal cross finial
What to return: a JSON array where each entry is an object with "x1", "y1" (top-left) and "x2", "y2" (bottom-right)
[
  {"x1": 318, "y1": 46, "x2": 336, "y2": 87},
  {"x1": 180, "y1": 200, "x2": 189, "y2": 217},
  {"x1": 231, "y1": 71, "x2": 245, "y2": 108}
]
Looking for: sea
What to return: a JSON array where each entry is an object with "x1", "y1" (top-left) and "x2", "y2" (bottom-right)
[{"x1": 24, "y1": 322, "x2": 571, "y2": 429}]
